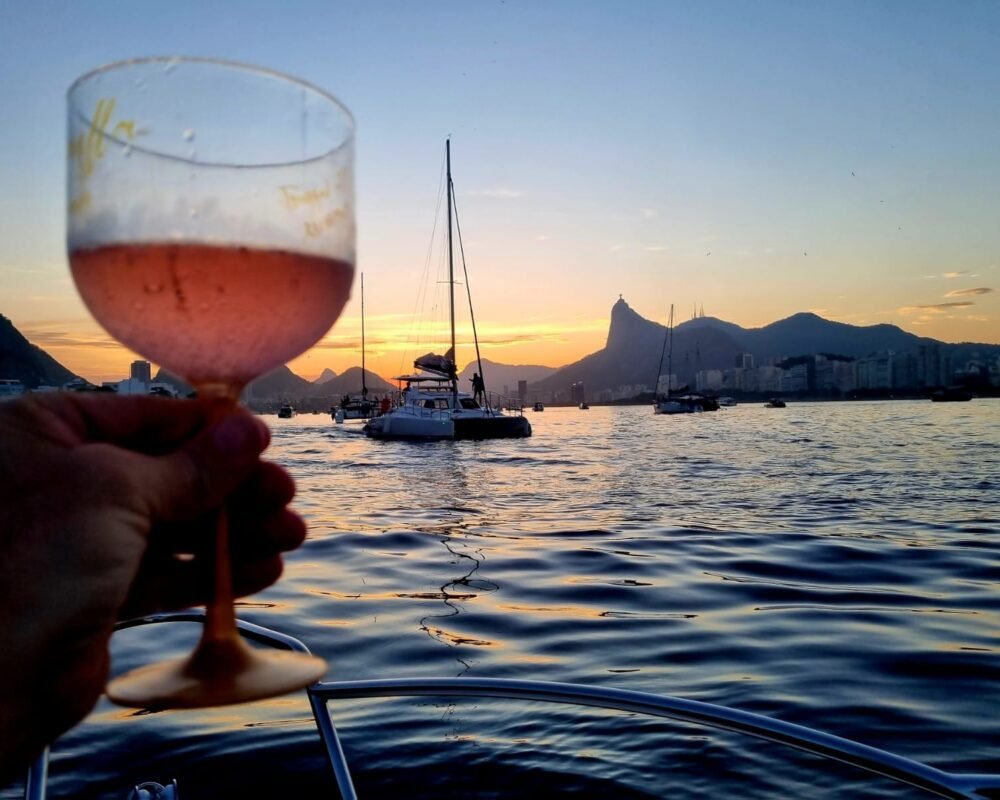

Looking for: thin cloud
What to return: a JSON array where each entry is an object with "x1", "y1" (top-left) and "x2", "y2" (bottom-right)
[
  {"x1": 641, "y1": 208, "x2": 658, "y2": 219},
  {"x1": 922, "y1": 271, "x2": 979, "y2": 279},
  {"x1": 0, "y1": 265, "x2": 42, "y2": 274},
  {"x1": 534, "y1": 235, "x2": 551, "y2": 242},
  {"x1": 897, "y1": 302, "x2": 975, "y2": 315},
  {"x1": 644, "y1": 245, "x2": 667, "y2": 252},
  {"x1": 466, "y1": 188, "x2": 523, "y2": 198},
  {"x1": 21, "y1": 326, "x2": 123, "y2": 350},
  {"x1": 945, "y1": 287, "x2": 992, "y2": 297}
]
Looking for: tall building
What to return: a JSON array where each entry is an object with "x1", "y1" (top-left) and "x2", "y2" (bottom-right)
[
  {"x1": 570, "y1": 381, "x2": 586, "y2": 404},
  {"x1": 517, "y1": 380, "x2": 528, "y2": 402},
  {"x1": 130, "y1": 360, "x2": 151, "y2": 386},
  {"x1": 855, "y1": 351, "x2": 894, "y2": 389}
]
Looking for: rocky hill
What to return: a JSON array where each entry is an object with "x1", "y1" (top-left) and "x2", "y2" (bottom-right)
[
  {"x1": 0, "y1": 314, "x2": 78, "y2": 388},
  {"x1": 457, "y1": 358, "x2": 557, "y2": 392},
  {"x1": 315, "y1": 366, "x2": 394, "y2": 397}
]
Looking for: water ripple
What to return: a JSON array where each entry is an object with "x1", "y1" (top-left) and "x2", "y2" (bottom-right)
[{"x1": 48, "y1": 400, "x2": 1000, "y2": 799}]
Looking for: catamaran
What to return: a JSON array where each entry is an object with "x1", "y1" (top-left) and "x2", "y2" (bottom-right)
[{"x1": 364, "y1": 141, "x2": 531, "y2": 441}]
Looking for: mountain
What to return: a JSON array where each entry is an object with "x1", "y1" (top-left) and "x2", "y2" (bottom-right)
[
  {"x1": 457, "y1": 358, "x2": 557, "y2": 391},
  {"x1": 152, "y1": 364, "x2": 395, "y2": 401},
  {"x1": 151, "y1": 368, "x2": 193, "y2": 395},
  {"x1": 535, "y1": 298, "x2": 995, "y2": 397},
  {"x1": 153, "y1": 365, "x2": 315, "y2": 400},
  {"x1": 535, "y1": 298, "x2": 744, "y2": 395},
  {"x1": 247, "y1": 365, "x2": 320, "y2": 400},
  {"x1": 313, "y1": 367, "x2": 338, "y2": 384},
  {"x1": 316, "y1": 367, "x2": 394, "y2": 397},
  {"x1": 0, "y1": 314, "x2": 78, "y2": 388},
  {"x1": 683, "y1": 312, "x2": 934, "y2": 359}
]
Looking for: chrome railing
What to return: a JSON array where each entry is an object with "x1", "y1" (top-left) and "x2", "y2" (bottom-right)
[
  {"x1": 308, "y1": 677, "x2": 1000, "y2": 800},
  {"x1": 25, "y1": 615, "x2": 1000, "y2": 800}
]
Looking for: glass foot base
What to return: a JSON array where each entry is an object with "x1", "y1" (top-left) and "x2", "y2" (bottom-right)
[{"x1": 106, "y1": 638, "x2": 327, "y2": 709}]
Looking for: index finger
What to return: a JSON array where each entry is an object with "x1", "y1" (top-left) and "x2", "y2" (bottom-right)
[{"x1": 25, "y1": 393, "x2": 266, "y2": 455}]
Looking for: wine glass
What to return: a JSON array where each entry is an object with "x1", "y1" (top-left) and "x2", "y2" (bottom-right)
[{"x1": 67, "y1": 57, "x2": 355, "y2": 708}]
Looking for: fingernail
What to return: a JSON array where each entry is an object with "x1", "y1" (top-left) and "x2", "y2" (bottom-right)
[{"x1": 212, "y1": 415, "x2": 265, "y2": 457}]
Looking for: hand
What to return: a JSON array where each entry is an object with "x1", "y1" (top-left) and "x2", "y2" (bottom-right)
[{"x1": 0, "y1": 393, "x2": 305, "y2": 782}]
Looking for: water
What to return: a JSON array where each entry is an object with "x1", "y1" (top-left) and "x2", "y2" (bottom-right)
[{"x1": 26, "y1": 400, "x2": 1000, "y2": 798}]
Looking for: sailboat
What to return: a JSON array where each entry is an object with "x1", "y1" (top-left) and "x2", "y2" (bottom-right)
[
  {"x1": 333, "y1": 272, "x2": 377, "y2": 423},
  {"x1": 653, "y1": 304, "x2": 702, "y2": 415},
  {"x1": 363, "y1": 141, "x2": 532, "y2": 441}
]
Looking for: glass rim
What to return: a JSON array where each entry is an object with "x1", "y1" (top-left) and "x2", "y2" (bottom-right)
[{"x1": 67, "y1": 55, "x2": 355, "y2": 169}]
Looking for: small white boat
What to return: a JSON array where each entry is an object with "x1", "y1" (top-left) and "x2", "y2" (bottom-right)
[
  {"x1": 718, "y1": 396, "x2": 736, "y2": 407},
  {"x1": 333, "y1": 273, "x2": 377, "y2": 424},
  {"x1": 333, "y1": 397, "x2": 377, "y2": 423},
  {"x1": 0, "y1": 378, "x2": 25, "y2": 400},
  {"x1": 533, "y1": 401, "x2": 545, "y2": 412},
  {"x1": 653, "y1": 305, "x2": 702, "y2": 416},
  {"x1": 277, "y1": 404, "x2": 295, "y2": 418},
  {"x1": 579, "y1": 402, "x2": 590, "y2": 410},
  {"x1": 655, "y1": 397, "x2": 702, "y2": 414}
]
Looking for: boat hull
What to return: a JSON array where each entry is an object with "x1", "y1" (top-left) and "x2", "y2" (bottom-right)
[
  {"x1": 654, "y1": 400, "x2": 702, "y2": 415},
  {"x1": 931, "y1": 389, "x2": 972, "y2": 402},
  {"x1": 364, "y1": 413, "x2": 454, "y2": 440},
  {"x1": 364, "y1": 409, "x2": 531, "y2": 441},
  {"x1": 454, "y1": 414, "x2": 532, "y2": 440}
]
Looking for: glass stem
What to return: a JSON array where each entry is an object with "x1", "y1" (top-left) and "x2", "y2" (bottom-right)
[
  {"x1": 190, "y1": 385, "x2": 249, "y2": 672},
  {"x1": 204, "y1": 507, "x2": 237, "y2": 644}
]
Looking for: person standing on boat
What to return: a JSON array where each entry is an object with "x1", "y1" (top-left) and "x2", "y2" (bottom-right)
[
  {"x1": 0, "y1": 393, "x2": 306, "y2": 784},
  {"x1": 471, "y1": 372, "x2": 485, "y2": 405}
]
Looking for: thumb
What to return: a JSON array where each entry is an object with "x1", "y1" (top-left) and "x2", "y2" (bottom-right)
[{"x1": 131, "y1": 412, "x2": 271, "y2": 522}]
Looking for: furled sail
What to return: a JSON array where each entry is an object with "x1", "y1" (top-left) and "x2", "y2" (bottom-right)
[{"x1": 414, "y1": 348, "x2": 456, "y2": 378}]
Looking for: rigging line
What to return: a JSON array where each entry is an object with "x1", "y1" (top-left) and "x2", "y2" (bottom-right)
[
  {"x1": 655, "y1": 306, "x2": 669, "y2": 400},
  {"x1": 400, "y1": 150, "x2": 448, "y2": 376},
  {"x1": 408, "y1": 159, "x2": 445, "y2": 372},
  {"x1": 449, "y1": 177, "x2": 487, "y2": 404},
  {"x1": 423, "y1": 165, "x2": 454, "y2": 363}
]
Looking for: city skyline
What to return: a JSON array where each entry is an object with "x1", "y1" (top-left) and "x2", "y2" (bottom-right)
[{"x1": 2, "y1": 1, "x2": 999, "y2": 383}]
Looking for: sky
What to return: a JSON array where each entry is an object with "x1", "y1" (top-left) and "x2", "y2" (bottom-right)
[{"x1": 1, "y1": 0, "x2": 998, "y2": 383}]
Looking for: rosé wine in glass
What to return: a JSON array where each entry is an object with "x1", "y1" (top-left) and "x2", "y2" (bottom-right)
[{"x1": 70, "y1": 243, "x2": 354, "y2": 390}]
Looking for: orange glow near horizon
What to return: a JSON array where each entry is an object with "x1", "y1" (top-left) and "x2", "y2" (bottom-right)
[
  {"x1": 10, "y1": 293, "x2": 999, "y2": 387},
  {"x1": 14, "y1": 312, "x2": 612, "y2": 385}
]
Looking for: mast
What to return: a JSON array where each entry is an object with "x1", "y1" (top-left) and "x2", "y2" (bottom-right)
[
  {"x1": 360, "y1": 272, "x2": 367, "y2": 398},
  {"x1": 666, "y1": 304, "x2": 675, "y2": 400},
  {"x1": 446, "y1": 139, "x2": 458, "y2": 406},
  {"x1": 655, "y1": 307, "x2": 669, "y2": 401},
  {"x1": 655, "y1": 303, "x2": 675, "y2": 402}
]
